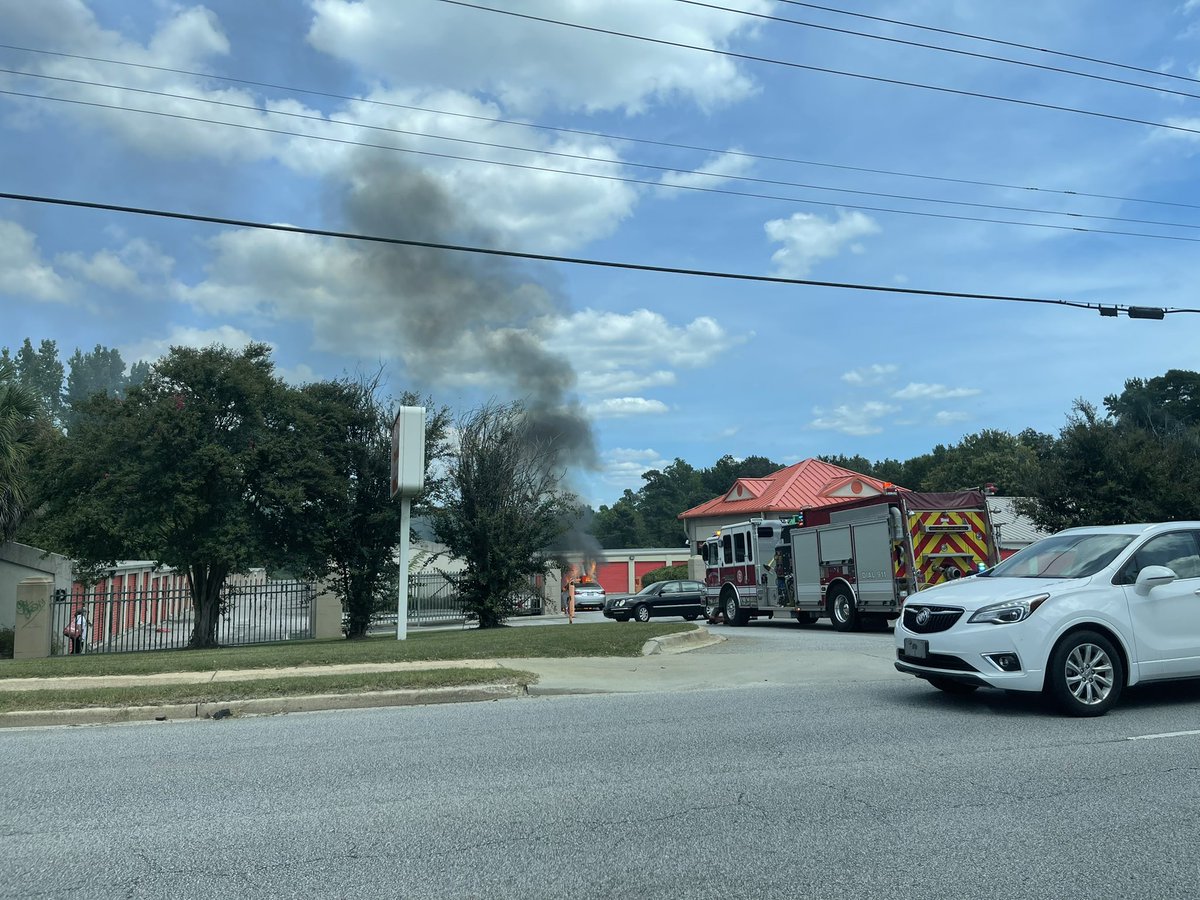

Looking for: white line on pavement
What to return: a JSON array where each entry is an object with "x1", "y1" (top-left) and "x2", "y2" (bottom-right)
[{"x1": 1127, "y1": 729, "x2": 1200, "y2": 741}]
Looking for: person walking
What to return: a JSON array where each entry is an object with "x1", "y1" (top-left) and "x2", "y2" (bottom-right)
[{"x1": 66, "y1": 607, "x2": 89, "y2": 654}]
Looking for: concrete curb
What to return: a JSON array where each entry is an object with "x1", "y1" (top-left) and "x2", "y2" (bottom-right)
[
  {"x1": 0, "y1": 683, "x2": 524, "y2": 729},
  {"x1": 641, "y1": 626, "x2": 725, "y2": 656}
]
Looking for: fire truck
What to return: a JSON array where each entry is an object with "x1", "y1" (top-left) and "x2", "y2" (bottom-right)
[{"x1": 703, "y1": 490, "x2": 999, "y2": 630}]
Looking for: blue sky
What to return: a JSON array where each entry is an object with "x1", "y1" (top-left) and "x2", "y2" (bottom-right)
[{"x1": 4, "y1": 0, "x2": 1200, "y2": 508}]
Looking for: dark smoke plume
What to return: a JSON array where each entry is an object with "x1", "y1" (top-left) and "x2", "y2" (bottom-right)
[{"x1": 340, "y1": 152, "x2": 597, "y2": 471}]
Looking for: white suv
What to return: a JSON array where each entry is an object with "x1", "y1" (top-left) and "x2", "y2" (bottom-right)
[{"x1": 894, "y1": 522, "x2": 1200, "y2": 716}]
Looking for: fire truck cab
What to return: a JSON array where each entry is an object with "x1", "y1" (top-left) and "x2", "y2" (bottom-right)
[{"x1": 701, "y1": 518, "x2": 793, "y2": 626}]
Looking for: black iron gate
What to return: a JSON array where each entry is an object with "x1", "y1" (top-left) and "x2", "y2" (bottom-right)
[{"x1": 53, "y1": 578, "x2": 316, "y2": 654}]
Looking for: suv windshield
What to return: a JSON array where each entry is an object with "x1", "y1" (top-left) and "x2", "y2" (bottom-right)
[{"x1": 981, "y1": 532, "x2": 1134, "y2": 579}]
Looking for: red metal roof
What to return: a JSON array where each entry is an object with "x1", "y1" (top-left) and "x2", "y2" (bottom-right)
[{"x1": 678, "y1": 459, "x2": 898, "y2": 520}]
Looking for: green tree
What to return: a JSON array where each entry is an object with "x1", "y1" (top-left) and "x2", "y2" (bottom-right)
[
  {"x1": 1104, "y1": 369, "x2": 1200, "y2": 435},
  {"x1": 11, "y1": 338, "x2": 64, "y2": 426},
  {"x1": 592, "y1": 489, "x2": 646, "y2": 548},
  {"x1": 433, "y1": 401, "x2": 575, "y2": 628},
  {"x1": 34, "y1": 344, "x2": 332, "y2": 648},
  {"x1": 0, "y1": 359, "x2": 39, "y2": 542},
  {"x1": 638, "y1": 459, "x2": 706, "y2": 546},
  {"x1": 592, "y1": 454, "x2": 786, "y2": 549},
  {"x1": 63, "y1": 345, "x2": 134, "y2": 431},
  {"x1": 699, "y1": 454, "x2": 782, "y2": 497},
  {"x1": 1017, "y1": 401, "x2": 1200, "y2": 531},
  {"x1": 919, "y1": 429, "x2": 1044, "y2": 495},
  {"x1": 302, "y1": 375, "x2": 451, "y2": 639}
]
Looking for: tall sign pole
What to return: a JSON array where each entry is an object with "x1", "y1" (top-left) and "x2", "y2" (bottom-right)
[{"x1": 391, "y1": 407, "x2": 426, "y2": 641}]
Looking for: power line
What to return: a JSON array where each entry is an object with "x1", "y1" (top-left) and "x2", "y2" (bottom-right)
[
  {"x1": 677, "y1": 0, "x2": 1200, "y2": 103},
  {"x1": 2, "y1": 189, "x2": 1189, "y2": 317},
  {"x1": 774, "y1": 0, "x2": 1200, "y2": 88},
  {"x1": 435, "y1": 0, "x2": 1200, "y2": 139},
  {"x1": 8, "y1": 67, "x2": 1200, "y2": 233},
  {"x1": 2, "y1": 42, "x2": 1197, "y2": 213},
  {"x1": 9, "y1": 85, "x2": 1200, "y2": 245}
]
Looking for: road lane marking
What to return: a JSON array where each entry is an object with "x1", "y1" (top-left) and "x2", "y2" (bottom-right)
[{"x1": 1127, "y1": 729, "x2": 1200, "y2": 741}]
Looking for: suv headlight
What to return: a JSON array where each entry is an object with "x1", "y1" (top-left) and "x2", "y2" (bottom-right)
[{"x1": 968, "y1": 594, "x2": 1049, "y2": 625}]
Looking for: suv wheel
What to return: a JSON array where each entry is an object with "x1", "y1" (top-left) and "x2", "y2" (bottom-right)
[{"x1": 1047, "y1": 630, "x2": 1124, "y2": 717}]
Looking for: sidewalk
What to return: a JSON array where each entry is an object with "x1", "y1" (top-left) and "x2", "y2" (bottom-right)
[{"x1": 0, "y1": 626, "x2": 729, "y2": 728}]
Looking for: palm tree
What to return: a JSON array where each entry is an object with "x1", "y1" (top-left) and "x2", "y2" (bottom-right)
[{"x1": 0, "y1": 359, "x2": 38, "y2": 542}]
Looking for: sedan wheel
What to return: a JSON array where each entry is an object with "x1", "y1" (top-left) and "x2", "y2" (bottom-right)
[
  {"x1": 1047, "y1": 630, "x2": 1124, "y2": 717},
  {"x1": 634, "y1": 604, "x2": 651, "y2": 623}
]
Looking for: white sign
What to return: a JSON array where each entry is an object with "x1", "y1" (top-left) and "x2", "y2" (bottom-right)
[{"x1": 390, "y1": 406, "x2": 426, "y2": 499}]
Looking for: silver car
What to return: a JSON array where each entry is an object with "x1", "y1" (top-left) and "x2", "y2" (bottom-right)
[{"x1": 570, "y1": 581, "x2": 606, "y2": 611}]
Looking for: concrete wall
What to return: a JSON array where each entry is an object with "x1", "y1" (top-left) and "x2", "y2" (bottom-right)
[{"x1": 0, "y1": 542, "x2": 74, "y2": 631}]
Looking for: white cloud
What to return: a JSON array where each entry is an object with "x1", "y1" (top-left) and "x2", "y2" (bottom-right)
[
  {"x1": 277, "y1": 362, "x2": 319, "y2": 386},
  {"x1": 543, "y1": 307, "x2": 748, "y2": 400},
  {"x1": 587, "y1": 397, "x2": 670, "y2": 419},
  {"x1": 57, "y1": 238, "x2": 175, "y2": 295},
  {"x1": 765, "y1": 211, "x2": 881, "y2": 277},
  {"x1": 892, "y1": 383, "x2": 983, "y2": 401},
  {"x1": 306, "y1": 0, "x2": 770, "y2": 115},
  {"x1": 659, "y1": 150, "x2": 755, "y2": 190},
  {"x1": 546, "y1": 308, "x2": 746, "y2": 379},
  {"x1": 0, "y1": 221, "x2": 73, "y2": 302},
  {"x1": 57, "y1": 250, "x2": 138, "y2": 293},
  {"x1": 934, "y1": 410, "x2": 971, "y2": 425},
  {"x1": 842, "y1": 363, "x2": 898, "y2": 386},
  {"x1": 1, "y1": 3, "x2": 285, "y2": 162},
  {"x1": 599, "y1": 447, "x2": 672, "y2": 489},
  {"x1": 809, "y1": 401, "x2": 898, "y2": 436},
  {"x1": 125, "y1": 325, "x2": 260, "y2": 364}
]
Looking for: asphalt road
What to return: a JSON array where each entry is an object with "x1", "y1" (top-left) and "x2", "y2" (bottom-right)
[{"x1": 6, "y1": 622, "x2": 1200, "y2": 899}]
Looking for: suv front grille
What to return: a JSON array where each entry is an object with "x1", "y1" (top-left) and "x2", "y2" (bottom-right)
[
  {"x1": 896, "y1": 649, "x2": 978, "y2": 672},
  {"x1": 902, "y1": 604, "x2": 963, "y2": 634}
]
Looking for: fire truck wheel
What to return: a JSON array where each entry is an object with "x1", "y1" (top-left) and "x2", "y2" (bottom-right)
[
  {"x1": 827, "y1": 588, "x2": 859, "y2": 632},
  {"x1": 724, "y1": 593, "x2": 748, "y2": 627},
  {"x1": 633, "y1": 604, "x2": 651, "y2": 623}
]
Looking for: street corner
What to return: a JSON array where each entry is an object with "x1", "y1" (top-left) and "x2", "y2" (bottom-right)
[{"x1": 641, "y1": 625, "x2": 725, "y2": 656}]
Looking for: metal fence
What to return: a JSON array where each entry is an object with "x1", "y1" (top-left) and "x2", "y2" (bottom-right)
[
  {"x1": 367, "y1": 572, "x2": 545, "y2": 630},
  {"x1": 53, "y1": 578, "x2": 317, "y2": 654}
]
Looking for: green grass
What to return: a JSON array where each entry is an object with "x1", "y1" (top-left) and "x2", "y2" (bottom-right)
[
  {"x1": 0, "y1": 667, "x2": 535, "y2": 713},
  {"x1": 0, "y1": 622, "x2": 696, "y2": 679}
]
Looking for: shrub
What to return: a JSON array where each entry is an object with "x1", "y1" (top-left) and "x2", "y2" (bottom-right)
[
  {"x1": 0, "y1": 627, "x2": 13, "y2": 659},
  {"x1": 641, "y1": 564, "x2": 687, "y2": 586}
]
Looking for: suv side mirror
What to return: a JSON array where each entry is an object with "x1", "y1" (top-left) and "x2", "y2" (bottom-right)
[{"x1": 1135, "y1": 565, "x2": 1177, "y2": 591}]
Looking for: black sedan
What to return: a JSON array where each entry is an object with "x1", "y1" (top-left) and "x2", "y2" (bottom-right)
[{"x1": 603, "y1": 580, "x2": 706, "y2": 623}]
